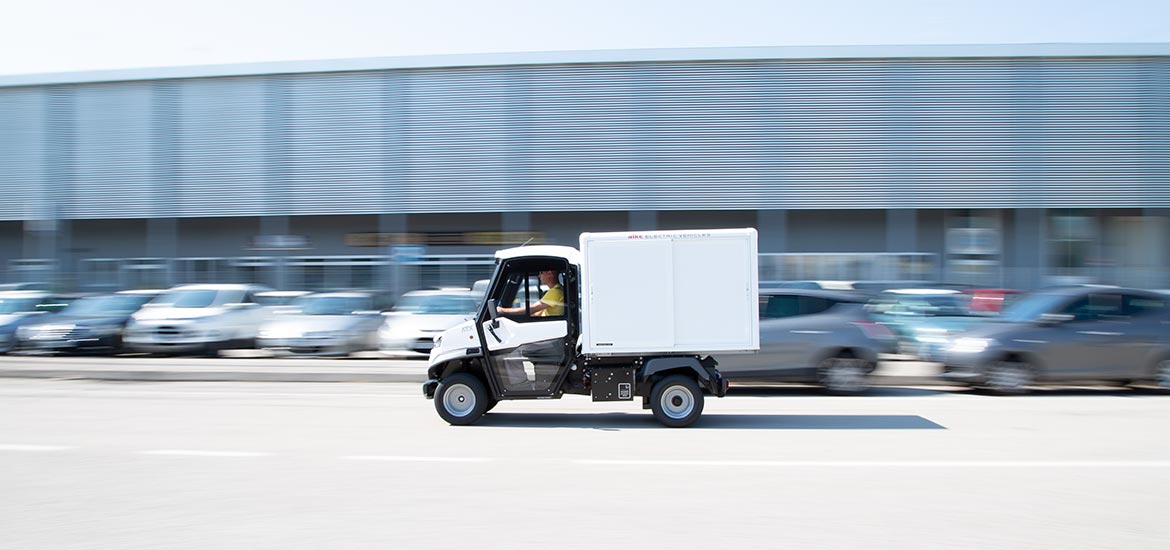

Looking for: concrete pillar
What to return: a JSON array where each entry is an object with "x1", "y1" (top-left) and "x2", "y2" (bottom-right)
[
  {"x1": 886, "y1": 209, "x2": 918, "y2": 253},
  {"x1": 1012, "y1": 209, "x2": 1045, "y2": 290},
  {"x1": 628, "y1": 211, "x2": 657, "y2": 231}
]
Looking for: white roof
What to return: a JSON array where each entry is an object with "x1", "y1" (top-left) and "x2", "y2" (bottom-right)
[
  {"x1": 495, "y1": 245, "x2": 582, "y2": 265},
  {"x1": 883, "y1": 288, "x2": 962, "y2": 295}
]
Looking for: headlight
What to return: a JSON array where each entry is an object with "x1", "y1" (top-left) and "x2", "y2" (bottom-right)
[{"x1": 948, "y1": 337, "x2": 994, "y2": 354}]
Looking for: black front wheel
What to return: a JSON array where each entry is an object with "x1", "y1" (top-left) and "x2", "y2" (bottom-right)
[
  {"x1": 434, "y1": 373, "x2": 490, "y2": 426},
  {"x1": 649, "y1": 375, "x2": 705, "y2": 428}
]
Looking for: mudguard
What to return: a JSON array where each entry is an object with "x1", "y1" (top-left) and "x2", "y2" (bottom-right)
[{"x1": 639, "y1": 356, "x2": 727, "y2": 397}]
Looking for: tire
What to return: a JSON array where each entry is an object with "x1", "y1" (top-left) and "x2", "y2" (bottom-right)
[
  {"x1": 984, "y1": 359, "x2": 1034, "y2": 395},
  {"x1": 1153, "y1": 359, "x2": 1170, "y2": 394},
  {"x1": 818, "y1": 355, "x2": 870, "y2": 395},
  {"x1": 434, "y1": 373, "x2": 490, "y2": 426},
  {"x1": 649, "y1": 375, "x2": 704, "y2": 428}
]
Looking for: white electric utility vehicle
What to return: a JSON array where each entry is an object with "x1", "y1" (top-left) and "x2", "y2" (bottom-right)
[{"x1": 424, "y1": 228, "x2": 759, "y2": 427}]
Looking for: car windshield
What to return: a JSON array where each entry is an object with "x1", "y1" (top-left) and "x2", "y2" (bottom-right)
[
  {"x1": 871, "y1": 294, "x2": 972, "y2": 316},
  {"x1": 293, "y1": 296, "x2": 371, "y2": 315},
  {"x1": 63, "y1": 294, "x2": 152, "y2": 316},
  {"x1": 0, "y1": 298, "x2": 40, "y2": 314},
  {"x1": 394, "y1": 294, "x2": 479, "y2": 315},
  {"x1": 998, "y1": 292, "x2": 1071, "y2": 323},
  {"x1": 151, "y1": 289, "x2": 224, "y2": 308}
]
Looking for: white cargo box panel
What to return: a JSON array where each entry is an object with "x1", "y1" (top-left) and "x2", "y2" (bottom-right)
[{"x1": 580, "y1": 228, "x2": 759, "y2": 355}]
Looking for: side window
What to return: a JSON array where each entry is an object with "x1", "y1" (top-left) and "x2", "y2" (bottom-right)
[
  {"x1": 493, "y1": 262, "x2": 568, "y2": 322},
  {"x1": 799, "y1": 297, "x2": 833, "y2": 315},
  {"x1": 762, "y1": 295, "x2": 800, "y2": 318},
  {"x1": 1061, "y1": 294, "x2": 1124, "y2": 321},
  {"x1": 1124, "y1": 294, "x2": 1167, "y2": 317}
]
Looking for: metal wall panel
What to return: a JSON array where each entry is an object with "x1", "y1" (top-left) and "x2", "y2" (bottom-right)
[
  {"x1": 0, "y1": 53, "x2": 1167, "y2": 220},
  {"x1": 283, "y1": 71, "x2": 388, "y2": 215},
  {"x1": 404, "y1": 67, "x2": 512, "y2": 212},
  {"x1": 68, "y1": 83, "x2": 153, "y2": 218},
  {"x1": 0, "y1": 88, "x2": 45, "y2": 219},
  {"x1": 177, "y1": 77, "x2": 267, "y2": 217}
]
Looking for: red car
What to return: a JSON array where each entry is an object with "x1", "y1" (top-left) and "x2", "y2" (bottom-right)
[{"x1": 966, "y1": 288, "x2": 1021, "y2": 313}]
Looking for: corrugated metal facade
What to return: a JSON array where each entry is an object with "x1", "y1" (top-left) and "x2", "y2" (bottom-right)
[{"x1": 0, "y1": 53, "x2": 1167, "y2": 220}]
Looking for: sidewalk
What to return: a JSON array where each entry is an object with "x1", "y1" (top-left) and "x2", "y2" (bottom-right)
[{"x1": 0, "y1": 354, "x2": 948, "y2": 386}]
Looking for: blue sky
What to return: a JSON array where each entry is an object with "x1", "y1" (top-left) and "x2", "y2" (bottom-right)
[{"x1": 4, "y1": 0, "x2": 1169, "y2": 76}]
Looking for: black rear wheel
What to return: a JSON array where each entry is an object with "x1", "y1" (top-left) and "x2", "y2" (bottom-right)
[{"x1": 649, "y1": 375, "x2": 704, "y2": 428}]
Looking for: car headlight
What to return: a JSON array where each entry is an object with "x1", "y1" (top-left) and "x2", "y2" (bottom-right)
[{"x1": 948, "y1": 337, "x2": 994, "y2": 354}]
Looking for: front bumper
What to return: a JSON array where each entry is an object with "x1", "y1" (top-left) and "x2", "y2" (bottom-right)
[
  {"x1": 939, "y1": 351, "x2": 993, "y2": 384},
  {"x1": 258, "y1": 336, "x2": 352, "y2": 357}
]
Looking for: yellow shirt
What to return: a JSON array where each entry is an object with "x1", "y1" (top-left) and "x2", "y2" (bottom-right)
[{"x1": 539, "y1": 284, "x2": 565, "y2": 317}]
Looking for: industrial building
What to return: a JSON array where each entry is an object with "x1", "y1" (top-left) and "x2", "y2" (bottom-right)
[{"x1": 1, "y1": 43, "x2": 1168, "y2": 293}]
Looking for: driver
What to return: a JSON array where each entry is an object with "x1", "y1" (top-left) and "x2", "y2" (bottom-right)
[{"x1": 496, "y1": 269, "x2": 564, "y2": 317}]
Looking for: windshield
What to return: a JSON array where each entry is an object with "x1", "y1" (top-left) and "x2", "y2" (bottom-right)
[
  {"x1": 64, "y1": 294, "x2": 153, "y2": 316},
  {"x1": 871, "y1": 294, "x2": 972, "y2": 316},
  {"x1": 393, "y1": 294, "x2": 479, "y2": 315},
  {"x1": 151, "y1": 289, "x2": 227, "y2": 308},
  {"x1": 293, "y1": 296, "x2": 372, "y2": 315},
  {"x1": 0, "y1": 298, "x2": 40, "y2": 314},
  {"x1": 998, "y1": 292, "x2": 1071, "y2": 323}
]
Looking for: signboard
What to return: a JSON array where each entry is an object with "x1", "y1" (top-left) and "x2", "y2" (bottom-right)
[{"x1": 247, "y1": 235, "x2": 312, "y2": 251}]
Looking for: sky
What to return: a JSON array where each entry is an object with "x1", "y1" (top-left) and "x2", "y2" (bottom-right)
[{"x1": 3, "y1": 0, "x2": 1169, "y2": 76}]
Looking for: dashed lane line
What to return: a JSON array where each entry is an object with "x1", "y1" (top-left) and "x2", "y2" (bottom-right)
[
  {"x1": 0, "y1": 444, "x2": 75, "y2": 452},
  {"x1": 138, "y1": 450, "x2": 273, "y2": 457}
]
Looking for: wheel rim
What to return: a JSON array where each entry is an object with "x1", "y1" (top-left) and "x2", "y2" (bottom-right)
[
  {"x1": 660, "y1": 386, "x2": 695, "y2": 419},
  {"x1": 988, "y1": 361, "x2": 1030, "y2": 389},
  {"x1": 442, "y1": 383, "x2": 476, "y2": 417},
  {"x1": 1157, "y1": 360, "x2": 1170, "y2": 388},
  {"x1": 825, "y1": 359, "x2": 865, "y2": 392}
]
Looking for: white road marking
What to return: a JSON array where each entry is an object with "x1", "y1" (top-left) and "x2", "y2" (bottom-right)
[
  {"x1": 139, "y1": 450, "x2": 272, "y2": 457},
  {"x1": 0, "y1": 444, "x2": 74, "y2": 452},
  {"x1": 341, "y1": 455, "x2": 492, "y2": 463},
  {"x1": 574, "y1": 459, "x2": 1170, "y2": 468}
]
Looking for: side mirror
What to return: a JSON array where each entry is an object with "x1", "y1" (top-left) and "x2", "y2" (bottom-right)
[
  {"x1": 487, "y1": 299, "x2": 500, "y2": 328},
  {"x1": 1038, "y1": 312, "x2": 1074, "y2": 326}
]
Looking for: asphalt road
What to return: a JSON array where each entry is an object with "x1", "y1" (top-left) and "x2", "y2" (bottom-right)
[{"x1": 2, "y1": 380, "x2": 1168, "y2": 549}]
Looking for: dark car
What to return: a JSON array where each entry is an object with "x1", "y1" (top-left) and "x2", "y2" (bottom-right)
[
  {"x1": 715, "y1": 289, "x2": 898, "y2": 394},
  {"x1": 15, "y1": 290, "x2": 159, "y2": 354},
  {"x1": 0, "y1": 291, "x2": 76, "y2": 354},
  {"x1": 942, "y1": 286, "x2": 1170, "y2": 394}
]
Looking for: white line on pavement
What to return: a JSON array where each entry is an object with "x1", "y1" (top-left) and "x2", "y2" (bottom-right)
[
  {"x1": 0, "y1": 444, "x2": 75, "y2": 452},
  {"x1": 341, "y1": 455, "x2": 492, "y2": 463},
  {"x1": 574, "y1": 459, "x2": 1170, "y2": 468},
  {"x1": 139, "y1": 450, "x2": 272, "y2": 457}
]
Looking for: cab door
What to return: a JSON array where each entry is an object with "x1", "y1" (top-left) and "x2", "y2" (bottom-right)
[{"x1": 481, "y1": 260, "x2": 574, "y2": 397}]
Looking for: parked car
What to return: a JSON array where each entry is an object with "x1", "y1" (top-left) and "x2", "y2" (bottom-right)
[
  {"x1": 715, "y1": 289, "x2": 898, "y2": 394},
  {"x1": 867, "y1": 288, "x2": 986, "y2": 361},
  {"x1": 257, "y1": 291, "x2": 389, "y2": 356},
  {"x1": 15, "y1": 290, "x2": 160, "y2": 354},
  {"x1": 966, "y1": 288, "x2": 1022, "y2": 314},
  {"x1": 0, "y1": 291, "x2": 68, "y2": 354},
  {"x1": 378, "y1": 288, "x2": 483, "y2": 358},
  {"x1": 942, "y1": 286, "x2": 1170, "y2": 394},
  {"x1": 123, "y1": 284, "x2": 273, "y2": 356}
]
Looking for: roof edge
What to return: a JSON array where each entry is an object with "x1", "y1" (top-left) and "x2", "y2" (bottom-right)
[{"x1": 2, "y1": 42, "x2": 1169, "y2": 88}]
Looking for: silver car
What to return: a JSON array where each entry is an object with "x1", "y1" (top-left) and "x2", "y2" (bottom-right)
[
  {"x1": 378, "y1": 289, "x2": 483, "y2": 358},
  {"x1": 716, "y1": 289, "x2": 898, "y2": 394},
  {"x1": 942, "y1": 286, "x2": 1170, "y2": 394},
  {"x1": 257, "y1": 292, "x2": 387, "y2": 357}
]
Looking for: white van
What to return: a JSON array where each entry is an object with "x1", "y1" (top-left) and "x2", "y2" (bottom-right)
[{"x1": 123, "y1": 284, "x2": 273, "y2": 355}]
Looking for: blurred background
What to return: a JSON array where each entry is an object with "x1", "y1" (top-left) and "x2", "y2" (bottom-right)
[{"x1": 2, "y1": 44, "x2": 1169, "y2": 296}]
